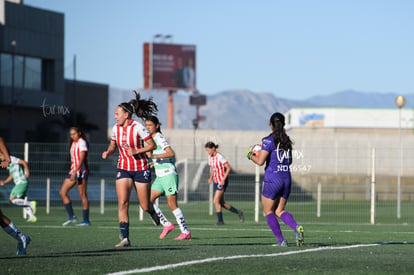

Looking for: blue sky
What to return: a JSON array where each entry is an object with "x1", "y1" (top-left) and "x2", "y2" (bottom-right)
[{"x1": 25, "y1": 0, "x2": 414, "y2": 100}]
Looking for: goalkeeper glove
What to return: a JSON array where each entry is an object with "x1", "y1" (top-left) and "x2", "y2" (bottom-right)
[{"x1": 246, "y1": 147, "x2": 253, "y2": 160}]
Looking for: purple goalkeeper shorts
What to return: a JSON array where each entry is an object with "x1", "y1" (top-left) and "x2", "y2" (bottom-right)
[{"x1": 262, "y1": 176, "x2": 292, "y2": 200}]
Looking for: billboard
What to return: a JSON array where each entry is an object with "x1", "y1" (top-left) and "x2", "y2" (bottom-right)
[{"x1": 143, "y1": 43, "x2": 196, "y2": 91}]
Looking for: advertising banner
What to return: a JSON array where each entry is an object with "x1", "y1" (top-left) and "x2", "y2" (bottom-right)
[{"x1": 144, "y1": 43, "x2": 196, "y2": 91}]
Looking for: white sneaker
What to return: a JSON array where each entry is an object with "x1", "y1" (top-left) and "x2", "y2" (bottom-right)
[
  {"x1": 62, "y1": 217, "x2": 77, "y2": 226},
  {"x1": 76, "y1": 221, "x2": 90, "y2": 226},
  {"x1": 115, "y1": 238, "x2": 131, "y2": 248},
  {"x1": 27, "y1": 216, "x2": 37, "y2": 223}
]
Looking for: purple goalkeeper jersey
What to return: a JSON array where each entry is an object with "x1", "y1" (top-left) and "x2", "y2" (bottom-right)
[{"x1": 261, "y1": 135, "x2": 292, "y2": 199}]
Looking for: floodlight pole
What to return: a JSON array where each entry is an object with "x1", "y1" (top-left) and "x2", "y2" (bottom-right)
[{"x1": 395, "y1": 95, "x2": 405, "y2": 219}]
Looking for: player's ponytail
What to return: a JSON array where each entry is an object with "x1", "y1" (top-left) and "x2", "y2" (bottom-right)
[
  {"x1": 268, "y1": 112, "x2": 293, "y2": 152},
  {"x1": 129, "y1": 90, "x2": 158, "y2": 119},
  {"x1": 118, "y1": 90, "x2": 158, "y2": 119}
]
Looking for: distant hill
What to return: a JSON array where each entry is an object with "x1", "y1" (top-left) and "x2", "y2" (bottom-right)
[{"x1": 108, "y1": 88, "x2": 413, "y2": 130}]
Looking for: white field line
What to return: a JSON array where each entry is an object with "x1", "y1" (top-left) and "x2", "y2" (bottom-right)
[
  {"x1": 106, "y1": 243, "x2": 379, "y2": 275},
  {"x1": 23, "y1": 225, "x2": 414, "y2": 235}
]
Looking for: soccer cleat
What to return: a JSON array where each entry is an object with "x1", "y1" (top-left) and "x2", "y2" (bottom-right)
[
  {"x1": 115, "y1": 238, "x2": 131, "y2": 248},
  {"x1": 149, "y1": 211, "x2": 160, "y2": 226},
  {"x1": 296, "y1": 225, "x2": 304, "y2": 247},
  {"x1": 62, "y1": 216, "x2": 77, "y2": 226},
  {"x1": 216, "y1": 221, "x2": 224, "y2": 225},
  {"x1": 272, "y1": 239, "x2": 288, "y2": 247},
  {"x1": 159, "y1": 223, "x2": 175, "y2": 239},
  {"x1": 77, "y1": 221, "x2": 91, "y2": 226},
  {"x1": 30, "y1": 201, "x2": 37, "y2": 215},
  {"x1": 27, "y1": 216, "x2": 37, "y2": 223},
  {"x1": 279, "y1": 240, "x2": 288, "y2": 246},
  {"x1": 238, "y1": 210, "x2": 245, "y2": 222},
  {"x1": 174, "y1": 232, "x2": 191, "y2": 240},
  {"x1": 16, "y1": 234, "x2": 31, "y2": 255}
]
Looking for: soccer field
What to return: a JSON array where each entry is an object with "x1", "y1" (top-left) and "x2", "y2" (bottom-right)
[{"x1": 1, "y1": 202, "x2": 413, "y2": 275}]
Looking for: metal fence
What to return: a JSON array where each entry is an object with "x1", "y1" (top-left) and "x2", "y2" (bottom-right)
[{"x1": 0, "y1": 142, "x2": 412, "y2": 225}]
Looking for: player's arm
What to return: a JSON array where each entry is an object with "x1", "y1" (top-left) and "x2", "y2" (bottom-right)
[
  {"x1": 129, "y1": 137, "x2": 156, "y2": 155},
  {"x1": 18, "y1": 159, "x2": 30, "y2": 178},
  {"x1": 222, "y1": 162, "x2": 231, "y2": 181},
  {"x1": 251, "y1": 150, "x2": 269, "y2": 166},
  {"x1": 76, "y1": 151, "x2": 87, "y2": 171},
  {"x1": 151, "y1": 146, "x2": 175, "y2": 160},
  {"x1": 0, "y1": 137, "x2": 11, "y2": 168},
  {"x1": 102, "y1": 140, "x2": 117, "y2": 159},
  {"x1": 207, "y1": 168, "x2": 213, "y2": 184}
]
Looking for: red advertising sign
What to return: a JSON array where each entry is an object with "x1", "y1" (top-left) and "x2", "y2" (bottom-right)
[{"x1": 143, "y1": 43, "x2": 196, "y2": 91}]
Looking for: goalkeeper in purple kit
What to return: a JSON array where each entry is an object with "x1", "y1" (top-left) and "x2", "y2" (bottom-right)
[{"x1": 247, "y1": 112, "x2": 304, "y2": 247}]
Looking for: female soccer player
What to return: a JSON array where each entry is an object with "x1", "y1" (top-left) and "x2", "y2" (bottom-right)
[
  {"x1": 0, "y1": 152, "x2": 37, "y2": 222},
  {"x1": 204, "y1": 141, "x2": 244, "y2": 225},
  {"x1": 60, "y1": 127, "x2": 90, "y2": 226},
  {"x1": 145, "y1": 116, "x2": 191, "y2": 240},
  {"x1": 0, "y1": 137, "x2": 31, "y2": 255},
  {"x1": 102, "y1": 91, "x2": 160, "y2": 248},
  {"x1": 247, "y1": 112, "x2": 304, "y2": 247}
]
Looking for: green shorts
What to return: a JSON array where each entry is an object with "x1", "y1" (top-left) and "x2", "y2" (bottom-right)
[
  {"x1": 151, "y1": 173, "x2": 178, "y2": 196},
  {"x1": 10, "y1": 183, "x2": 28, "y2": 198}
]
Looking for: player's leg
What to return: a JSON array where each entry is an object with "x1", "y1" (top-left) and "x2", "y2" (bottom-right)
[
  {"x1": 134, "y1": 170, "x2": 159, "y2": 226},
  {"x1": 115, "y1": 176, "x2": 133, "y2": 247},
  {"x1": 263, "y1": 195, "x2": 286, "y2": 246},
  {"x1": 153, "y1": 191, "x2": 175, "y2": 239},
  {"x1": 10, "y1": 184, "x2": 30, "y2": 207},
  {"x1": 10, "y1": 185, "x2": 37, "y2": 222},
  {"x1": 164, "y1": 173, "x2": 190, "y2": 239},
  {"x1": 213, "y1": 186, "x2": 225, "y2": 225},
  {"x1": 217, "y1": 179, "x2": 244, "y2": 222},
  {"x1": 60, "y1": 177, "x2": 77, "y2": 225},
  {"x1": 24, "y1": 195, "x2": 37, "y2": 216},
  {"x1": 135, "y1": 181, "x2": 159, "y2": 226},
  {"x1": 222, "y1": 201, "x2": 244, "y2": 222},
  {"x1": 151, "y1": 178, "x2": 171, "y2": 226},
  {"x1": 166, "y1": 195, "x2": 191, "y2": 240},
  {"x1": 276, "y1": 198, "x2": 304, "y2": 246},
  {"x1": 77, "y1": 177, "x2": 90, "y2": 225},
  {"x1": 0, "y1": 209, "x2": 31, "y2": 255}
]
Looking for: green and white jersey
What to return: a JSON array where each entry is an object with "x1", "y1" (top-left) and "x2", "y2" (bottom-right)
[
  {"x1": 152, "y1": 132, "x2": 177, "y2": 177},
  {"x1": 7, "y1": 156, "x2": 27, "y2": 185}
]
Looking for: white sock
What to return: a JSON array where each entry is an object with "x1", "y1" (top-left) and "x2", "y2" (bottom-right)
[
  {"x1": 173, "y1": 208, "x2": 189, "y2": 234},
  {"x1": 24, "y1": 207, "x2": 35, "y2": 218},
  {"x1": 153, "y1": 204, "x2": 170, "y2": 226},
  {"x1": 11, "y1": 198, "x2": 30, "y2": 207}
]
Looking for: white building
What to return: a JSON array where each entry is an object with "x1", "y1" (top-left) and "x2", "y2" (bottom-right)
[{"x1": 285, "y1": 107, "x2": 413, "y2": 131}]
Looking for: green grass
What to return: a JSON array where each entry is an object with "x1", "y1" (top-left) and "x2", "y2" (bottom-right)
[{"x1": 1, "y1": 202, "x2": 413, "y2": 274}]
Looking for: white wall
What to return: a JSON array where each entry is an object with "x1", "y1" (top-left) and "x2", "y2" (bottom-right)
[
  {"x1": 286, "y1": 108, "x2": 413, "y2": 129},
  {"x1": 162, "y1": 128, "x2": 414, "y2": 176}
]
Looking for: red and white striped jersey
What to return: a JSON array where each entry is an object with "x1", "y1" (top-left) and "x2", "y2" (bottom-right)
[
  {"x1": 111, "y1": 119, "x2": 151, "y2": 171},
  {"x1": 70, "y1": 137, "x2": 89, "y2": 175},
  {"x1": 208, "y1": 151, "x2": 228, "y2": 183}
]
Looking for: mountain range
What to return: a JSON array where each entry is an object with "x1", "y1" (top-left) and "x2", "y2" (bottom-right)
[{"x1": 109, "y1": 88, "x2": 413, "y2": 130}]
